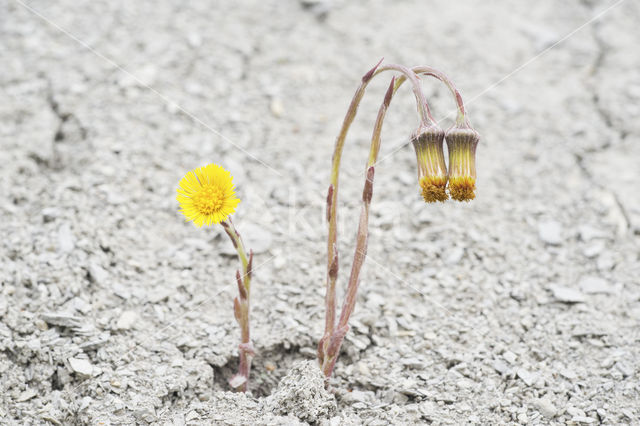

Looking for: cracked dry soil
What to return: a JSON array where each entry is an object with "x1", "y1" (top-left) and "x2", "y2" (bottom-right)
[{"x1": 1, "y1": 0, "x2": 639, "y2": 424}]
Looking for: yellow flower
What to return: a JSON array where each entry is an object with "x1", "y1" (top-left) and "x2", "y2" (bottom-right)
[{"x1": 176, "y1": 164, "x2": 241, "y2": 227}]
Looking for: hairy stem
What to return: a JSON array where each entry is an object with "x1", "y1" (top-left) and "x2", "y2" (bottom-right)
[
  {"x1": 321, "y1": 78, "x2": 396, "y2": 378},
  {"x1": 320, "y1": 61, "x2": 468, "y2": 378},
  {"x1": 222, "y1": 218, "x2": 254, "y2": 392},
  {"x1": 319, "y1": 60, "x2": 432, "y2": 366},
  {"x1": 396, "y1": 66, "x2": 468, "y2": 126}
]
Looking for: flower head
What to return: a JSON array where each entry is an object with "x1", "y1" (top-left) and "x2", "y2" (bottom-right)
[
  {"x1": 176, "y1": 163, "x2": 240, "y2": 226},
  {"x1": 445, "y1": 126, "x2": 479, "y2": 202},
  {"x1": 411, "y1": 124, "x2": 448, "y2": 203}
]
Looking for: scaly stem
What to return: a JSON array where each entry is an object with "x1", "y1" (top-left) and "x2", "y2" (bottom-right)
[
  {"x1": 319, "y1": 60, "x2": 433, "y2": 367},
  {"x1": 321, "y1": 78, "x2": 397, "y2": 378},
  {"x1": 221, "y1": 218, "x2": 254, "y2": 392}
]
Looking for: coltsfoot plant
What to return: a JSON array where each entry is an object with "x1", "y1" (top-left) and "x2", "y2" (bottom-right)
[
  {"x1": 317, "y1": 59, "x2": 479, "y2": 380},
  {"x1": 176, "y1": 163, "x2": 255, "y2": 392}
]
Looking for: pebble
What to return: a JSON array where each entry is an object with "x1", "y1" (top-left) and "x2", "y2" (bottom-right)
[
  {"x1": 538, "y1": 220, "x2": 563, "y2": 245},
  {"x1": 549, "y1": 284, "x2": 586, "y2": 303},
  {"x1": 582, "y1": 241, "x2": 604, "y2": 258},
  {"x1": 42, "y1": 207, "x2": 60, "y2": 222},
  {"x1": 270, "y1": 98, "x2": 284, "y2": 118},
  {"x1": 516, "y1": 368, "x2": 536, "y2": 386},
  {"x1": 116, "y1": 311, "x2": 138, "y2": 330},
  {"x1": 185, "y1": 411, "x2": 199, "y2": 422},
  {"x1": 444, "y1": 247, "x2": 465, "y2": 264},
  {"x1": 614, "y1": 361, "x2": 633, "y2": 378},
  {"x1": 57, "y1": 223, "x2": 75, "y2": 253},
  {"x1": 579, "y1": 276, "x2": 612, "y2": 294},
  {"x1": 16, "y1": 389, "x2": 37, "y2": 402},
  {"x1": 88, "y1": 263, "x2": 109, "y2": 286},
  {"x1": 535, "y1": 398, "x2": 557, "y2": 418},
  {"x1": 578, "y1": 225, "x2": 607, "y2": 241},
  {"x1": 492, "y1": 359, "x2": 509, "y2": 374},
  {"x1": 503, "y1": 351, "x2": 517, "y2": 363},
  {"x1": 571, "y1": 415, "x2": 596, "y2": 424},
  {"x1": 343, "y1": 390, "x2": 369, "y2": 404},
  {"x1": 597, "y1": 254, "x2": 616, "y2": 271},
  {"x1": 68, "y1": 358, "x2": 94, "y2": 377}
]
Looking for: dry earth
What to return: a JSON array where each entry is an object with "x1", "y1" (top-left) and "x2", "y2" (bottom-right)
[{"x1": 1, "y1": 0, "x2": 639, "y2": 424}]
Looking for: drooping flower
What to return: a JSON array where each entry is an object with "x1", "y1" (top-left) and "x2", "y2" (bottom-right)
[
  {"x1": 411, "y1": 124, "x2": 449, "y2": 203},
  {"x1": 176, "y1": 163, "x2": 240, "y2": 226},
  {"x1": 445, "y1": 126, "x2": 479, "y2": 202}
]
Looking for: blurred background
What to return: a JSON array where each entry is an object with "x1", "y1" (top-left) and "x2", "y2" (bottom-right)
[{"x1": 1, "y1": 0, "x2": 639, "y2": 423}]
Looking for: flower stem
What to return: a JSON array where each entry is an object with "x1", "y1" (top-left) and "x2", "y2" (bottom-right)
[
  {"x1": 321, "y1": 78, "x2": 397, "y2": 378},
  {"x1": 319, "y1": 59, "x2": 431, "y2": 368},
  {"x1": 320, "y1": 61, "x2": 470, "y2": 379},
  {"x1": 318, "y1": 61, "x2": 470, "y2": 379},
  {"x1": 221, "y1": 218, "x2": 254, "y2": 392},
  {"x1": 399, "y1": 66, "x2": 468, "y2": 126}
]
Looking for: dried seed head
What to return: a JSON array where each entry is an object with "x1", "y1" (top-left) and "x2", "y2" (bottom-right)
[
  {"x1": 411, "y1": 125, "x2": 448, "y2": 203},
  {"x1": 445, "y1": 126, "x2": 479, "y2": 202}
]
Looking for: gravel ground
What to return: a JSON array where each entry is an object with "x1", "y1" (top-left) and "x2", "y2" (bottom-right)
[{"x1": 2, "y1": 0, "x2": 639, "y2": 424}]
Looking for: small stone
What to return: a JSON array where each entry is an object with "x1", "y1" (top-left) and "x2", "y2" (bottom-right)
[
  {"x1": 567, "y1": 407, "x2": 585, "y2": 417},
  {"x1": 517, "y1": 412, "x2": 528, "y2": 423},
  {"x1": 516, "y1": 368, "x2": 536, "y2": 386},
  {"x1": 492, "y1": 359, "x2": 509, "y2": 374},
  {"x1": 270, "y1": 98, "x2": 284, "y2": 118},
  {"x1": 578, "y1": 225, "x2": 606, "y2": 241},
  {"x1": 579, "y1": 276, "x2": 612, "y2": 294},
  {"x1": 68, "y1": 358, "x2": 93, "y2": 377},
  {"x1": 615, "y1": 361, "x2": 633, "y2": 377},
  {"x1": 600, "y1": 358, "x2": 615, "y2": 368},
  {"x1": 538, "y1": 220, "x2": 563, "y2": 245},
  {"x1": 42, "y1": 207, "x2": 60, "y2": 222},
  {"x1": 112, "y1": 283, "x2": 131, "y2": 300},
  {"x1": 35, "y1": 319, "x2": 48, "y2": 331},
  {"x1": 16, "y1": 389, "x2": 37, "y2": 402},
  {"x1": 571, "y1": 415, "x2": 596, "y2": 424},
  {"x1": 535, "y1": 398, "x2": 557, "y2": 418},
  {"x1": 41, "y1": 313, "x2": 82, "y2": 328},
  {"x1": 503, "y1": 351, "x2": 517, "y2": 363},
  {"x1": 549, "y1": 284, "x2": 586, "y2": 303},
  {"x1": 181, "y1": 411, "x2": 197, "y2": 423},
  {"x1": 444, "y1": 247, "x2": 465, "y2": 264},
  {"x1": 88, "y1": 263, "x2": 109, "y2": 286},
  {"x1": 228, "y1": 375, "x2": 246, "y2": 388},
  {"x1": 344, "y1": 390, "x2": 369, "y2": 404},
  {"x1": 148, "y1": 288, "x2": 172, "y2": 303},
  {"x1": 597, "y1": 255, "x2": 616, "y2": 271},
  {"x1": 116, "y1": 310, "x2": 137, "y2": 330},
  {"x1": 582, "y1": 241, "x2": 604, "y2": 258},
  {"x1": 58, "y1": 223, "x2": 75, "y2": 253},
  {"x1": 621, "y1": 409, "x2": 634, "y2": 420},
  {"x1": 401, "y1": 357, "x2": 425, "y2": 369},
  {"x1": 559, "y1": 368, "x2": 577, "y2": 380}
]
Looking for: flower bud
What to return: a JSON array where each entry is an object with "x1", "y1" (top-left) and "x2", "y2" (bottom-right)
[
  {"x1": 411, "y1": 125, "x2": 448, "y2": 203},
  {"x1": 445, "y1": 126, "x2": 479, "y2": 201}
]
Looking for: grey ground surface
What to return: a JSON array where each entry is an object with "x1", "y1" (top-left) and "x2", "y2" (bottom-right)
[{"x1": 1, "y1": 0, "x2": 639, "y2": 424}]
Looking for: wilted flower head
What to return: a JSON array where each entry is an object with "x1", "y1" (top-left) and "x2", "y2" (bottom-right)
[
  {"x1": 445, "y1": 125, "x2": 479, "y2": 201},
  {"x1": 411, "y1": 124, "x2": 448, "y2": 203},
  {"x1": 176, "y1": 163, "x2": 240, "y2": 226}
]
